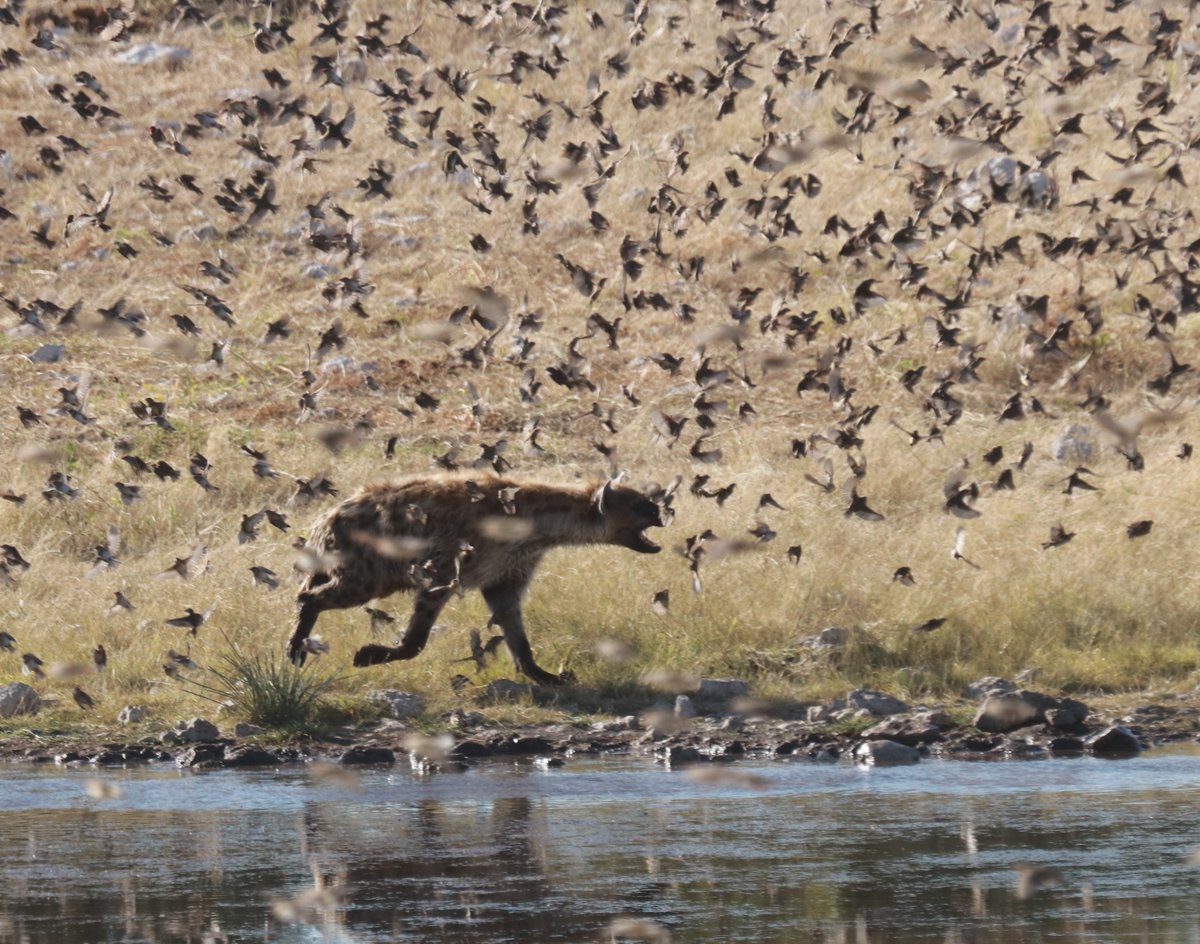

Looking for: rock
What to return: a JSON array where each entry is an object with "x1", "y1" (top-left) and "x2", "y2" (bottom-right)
[
  {"x1": 233, "y1": 722, "x2": 266, "y2": 738},
  {"x1": 118, "y1": 705, "x2": 148, "y2": 725},
  {"x1": 862, "y1": 716, "x2": 944, "y2": 746},
  {"x1": 28, "y1": 344, "x2": 64, "y2": 364},
  {"x1": 1044, "y1": 703, "x2": 1088, "y2": 730},
  {"x1": 177, "y1": 745, "x2": 224, "y2": 768},
  {"x1": 178, "y1": 224, "x2": 218, "y2": 241},
  {"x1": 657, "y1": 745, "x2": 703, "y2": 767},
  {"x1": 446, "y1": 709, "x2": 486, "y2": 728},
  {"x1": 301, "y1": 262, "x2": 336, "y2": 279},
  {"x1": 484, "y1": 679, "x2": 532, "y2": 700},
  {"x1": 854, "y1": 739, "x2": 921, "y2": 766},
  {"x1": 719, "y1": 715, "x2": 744, "y2": 732},
  {"x1": 798, "y1": 626, "x2": 851, "y2": 650},
  {"x1": 0, "y1": 682, "x2": 41, "y2": 718},
  {"x1": 1085, "y1": 725, "x2": 1143, "y2": 756},
  {"x1": 114, "y1": 43, "x2": 192, "y2": 65},
  {"x1": 507, "y1": 736, "x2": 555, "y2": 754},
  {"x1": 533, "y1": 756, "x2": 565, "y2": 770},
  {"x1": 962, "y1": 677, "x2": 1017, "y2": 700},
  {"x1": 675, "y1": 695, "x2": 697, "y2": 719},
  {"x1": 451, "y1": 739, "x2": 495, "y2": 758},
  {"x1": 846, "y1": 689, "x2": 909, "y2": 717},
  {"x1": 696, "y1": 678, "x2": 750, "y2": 701},
  {"x1": 339, "y1": 746, "x2": 396, "y2": 766},
  {"x1": 975, "y1": 691, "x2": 1090, "y2": 733},
  {"x1": 1051, "y1": 424, "x2": 1097, "y2": 464},
  {"x1": 1049, "y1": 736, "x2": 1086, "y2": 754},
  {"x1": 368, "y1": 689, "x2": 426, "y2": 720},
  {"x1": 174, "y1": 718, "x2": 220, "y2": 742},
  {"x1": 224, "y1": 745, "x2": 280, "y2": 767},
  {"x1": 916, "y1": 709, "x2": 956, "y2": 729},
  {"x1": 975, "y1": 692, "x2": 1045, "y2": 732},
  {"x1": 806, "y1": 700, "x2": 845, "y2": 724}
]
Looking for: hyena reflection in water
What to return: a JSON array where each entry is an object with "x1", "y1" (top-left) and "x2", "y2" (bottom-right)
[{"x1": 287, "y1": 476, "x2": 665, "y2": 685}]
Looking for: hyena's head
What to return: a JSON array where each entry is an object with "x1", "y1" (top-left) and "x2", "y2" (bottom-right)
[{"x1": 593, "y1": 481, "x2": 664, "y2": 554}]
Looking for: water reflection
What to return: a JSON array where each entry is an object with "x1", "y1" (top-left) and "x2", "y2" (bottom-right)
[{"x1": 1, "y1": 755, "x2": 1200, "y2": 942}]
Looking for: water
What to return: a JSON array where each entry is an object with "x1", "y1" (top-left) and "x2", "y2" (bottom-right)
[{"x1": 3, "y1": 749, "x2": 1200, "y2": 943}]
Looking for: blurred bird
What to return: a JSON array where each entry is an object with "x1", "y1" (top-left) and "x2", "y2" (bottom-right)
[
  {"x1": 453, "y1": 628, "x2": 504, "y2": 672},
  {"x1": 22, "y1": 653, "x2": 45, "y2": 678},
  {"x1": 165, "y1": 605, "x2": 215, "y2": 636},
  {"x1": 73, "y1": 686, "x2": 96, "y2": 710}
]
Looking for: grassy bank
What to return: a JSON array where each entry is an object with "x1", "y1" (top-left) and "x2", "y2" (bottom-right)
[{"x1": 1, "y1": 0, "x2": 1199, "y2": 733}]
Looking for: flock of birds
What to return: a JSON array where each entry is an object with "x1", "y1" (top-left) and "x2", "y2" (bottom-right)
[{"x1": 0, "y1": 0, "x2": 1199, "y2": 707}]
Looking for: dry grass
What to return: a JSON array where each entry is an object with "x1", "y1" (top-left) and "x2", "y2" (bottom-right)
[{"x1": 2, "y1": 0, "x2": 1200, "y2": 731}]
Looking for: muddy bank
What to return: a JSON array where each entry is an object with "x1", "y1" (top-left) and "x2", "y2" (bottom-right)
[{"x1": 2, "y1": 696, "x2": 1198, "y2": 770}]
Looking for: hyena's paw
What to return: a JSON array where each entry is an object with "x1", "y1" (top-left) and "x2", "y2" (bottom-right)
[
  {"x1": 286, "y1": 639, "x2": 308, "y2": 667},
  {"x1": 353, "y1": 644, "x2": 398, "y2": 667}
]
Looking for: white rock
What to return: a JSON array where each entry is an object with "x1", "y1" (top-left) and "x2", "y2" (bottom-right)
[
  {"x1": 846, "y1": 689, "x2": 909, "y2": 717},
  {"x1": 114, "y1": 43, "x2": 191, "y2": 65},
  {"x1": 117, "y1": 705, "x2": 148, "y2": 725},
  {"x1": 368, "y1": 689, "x2": 426, "y2": 720}
]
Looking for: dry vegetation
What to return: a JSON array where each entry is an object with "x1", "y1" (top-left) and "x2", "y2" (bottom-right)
[{"x1": 1, "y1": 0, "x2": 1200, "y2": 732}]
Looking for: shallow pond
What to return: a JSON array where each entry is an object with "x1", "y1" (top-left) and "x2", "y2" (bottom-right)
[{"x1": 2, "y1": 749, "x2": 1200, "y2": 943}]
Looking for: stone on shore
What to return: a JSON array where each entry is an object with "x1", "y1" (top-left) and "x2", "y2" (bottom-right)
[
  {"x1": 0, "y1": 682, "x2": 41, "y2": 718},
  {"x1": 368, "y1": 689, "x2": 426, "y2": 720},
  {"x1": 974, "y1": 691, "x2": 1089, "y2": 734},
  {"x1": 173, "y1": 718, "x2": 220, "y2": 743},
  {"x1": 846, "y1": 689, "x2": 909, "y2": 717},
  {"x1": 862, "y1": 715, "x2": 943, "y2": 746},
  {"x1": 963, "y1": 677, "x2": 1018, "y2": 700},
  {"x1": 854, "y1": 739, "x2": 921, "y2": 766},
  {"x1": 117, "y1": 705, "x2": 148, "y2": 725},
  {"x1": 1084, "y1": 725, "x2": 1142, "y2": 756}
]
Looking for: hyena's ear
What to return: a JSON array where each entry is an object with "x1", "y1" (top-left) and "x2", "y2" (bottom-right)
[
  {"x1": 592, "y1": 472, "x2": 626, "y2": 514},
  {"x1": 593, "y1": 480, "x2": 614, "y2": 514}
]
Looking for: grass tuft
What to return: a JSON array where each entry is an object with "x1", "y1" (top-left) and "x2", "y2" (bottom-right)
[{"x1": 198, "y1": 642, "x2": 338, "y2": 730}]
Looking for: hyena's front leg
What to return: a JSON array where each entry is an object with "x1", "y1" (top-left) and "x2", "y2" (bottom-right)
[
  {"x1": 482, "y1": 582, "x2": 574, "y2": 686},
  {"x1": 353, "y1": 588, "x2": 451, "y2": 667}
]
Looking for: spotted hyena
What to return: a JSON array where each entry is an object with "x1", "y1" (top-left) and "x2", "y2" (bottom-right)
[{"x1": 287, "y1": 476, "x2": 665, "y2": 685}]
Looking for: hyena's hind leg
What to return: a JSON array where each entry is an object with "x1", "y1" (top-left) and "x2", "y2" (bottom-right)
[
  {"x1": 353, "y1": 588, "x2": 452, "y2": 667},
  {"x1": 288, "y1": 573, "x2": 373, "y2": 666},
  {"x1": 481, "y1": 582, "x2": 574, "y2": 686}
]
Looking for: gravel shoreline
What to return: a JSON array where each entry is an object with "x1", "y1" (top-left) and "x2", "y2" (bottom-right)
[{"x1": 3, "y1": 697, "x2": 1197, "y2": 770}]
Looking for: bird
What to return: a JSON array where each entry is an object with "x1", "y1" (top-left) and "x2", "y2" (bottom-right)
[
  {"x1": 0, "y1": 631, "x2": 15, "y2": 652},
  {"x1": 86, "y1": 526, "x2": 121, "y2": 577},
  {"x1": 893, "y1": 566, "x2": 916, "y2": 587},
  {"x1": 250, "y1": 565, "x2": 280, "y2": 589},
  {"x1": 93, "y1": 645, "x2": 107, "y2": 673},
  {"x1": 453, "y1": 628, "x2": 504, "y2": 672},
  {"x1": 1042, "y1": 524, "x2": 1076, "y2": 550},
  {"x1": 366, "y1": 607, "x2": 396, "y2": 636},
  {"x1": 22, "y1": 653, "x2": 44, "y2": 678},
  {"x1": 1126, "y1": 520, "x2": 1153, "y2": 539},
  {"x1": 843, "y1": 480, "x2": 885, "y2": 521},
  {"x1": 651, "y1": 589, "x2": 670, "y2": 614},
  {"x1": 73, "y1": 686, "x2": 96, "y2": 710},
  {"x1": 108, "y1": 590, "x2": 135, "y2": 615},
  {"x1": 165, "y1": 605, "x2": 215, "y2": 636}
]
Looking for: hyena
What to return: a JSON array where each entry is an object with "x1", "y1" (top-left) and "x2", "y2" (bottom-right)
[{"x1": 287, "y1": 476, "x2": 665, "y2": 685}]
